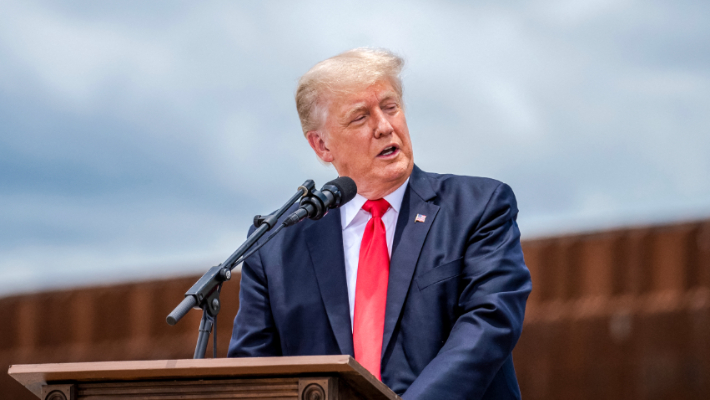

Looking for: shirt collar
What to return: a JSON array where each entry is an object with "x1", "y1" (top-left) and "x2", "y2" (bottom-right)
[{"x1": 340, "y1": 177, "x2": 410, "y2": 230}]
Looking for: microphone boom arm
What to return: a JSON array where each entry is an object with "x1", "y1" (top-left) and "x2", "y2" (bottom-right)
[{"x1": 165, "y1": 179, "x2": 315, "y2": 359}]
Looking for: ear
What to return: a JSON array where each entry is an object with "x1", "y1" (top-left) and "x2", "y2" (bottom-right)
[{"x1": 306, "y1": 130, "x2": 334, "y2": 163}]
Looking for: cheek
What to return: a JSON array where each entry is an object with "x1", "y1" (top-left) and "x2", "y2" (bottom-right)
[
  {"x1": 395, "y1": 124, "x2": 412, "y2": 148},
  {"x1": 332, "y1": 137, "x2": 369, "y2": 167},
  {"x1": 344, "y1": 131, "x2": 372, "y2": 152}
]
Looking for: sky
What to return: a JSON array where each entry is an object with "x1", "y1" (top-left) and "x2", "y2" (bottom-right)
[{"x1": 1, "y1": 0, "x2": 709, "y2": 295}]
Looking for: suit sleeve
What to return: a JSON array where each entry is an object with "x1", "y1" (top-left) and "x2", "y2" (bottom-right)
[
  {"x1": 227, "y1": 234, "x2": 283, "y2": 357},
  {"x1": 403, "y1": 183, "x2": 532, "y2": 399}
]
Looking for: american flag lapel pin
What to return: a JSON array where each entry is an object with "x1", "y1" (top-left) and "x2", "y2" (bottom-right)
[{"x1": 415, "y1": 214, "x2": 427, "y2": 223}]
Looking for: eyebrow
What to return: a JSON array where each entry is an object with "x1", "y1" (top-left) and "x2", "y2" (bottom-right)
[
  {"x1": 343, "y1": 92, "x2": 400, "y2": 120},
  {"x1": 344, "y1": 105, "x2": 368, "y2": 121},
  {"x1": 378, "y1": 91, "x2": 399, "y2": 104}
]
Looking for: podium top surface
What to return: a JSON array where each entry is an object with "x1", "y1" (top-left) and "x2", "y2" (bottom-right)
[{"x1": 9, "y1": 355, "x2": 400, "y2": 399}]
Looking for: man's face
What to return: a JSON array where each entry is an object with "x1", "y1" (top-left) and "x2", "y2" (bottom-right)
[{"x1": 307, "y1": 80, "x2": 414, "y2": 199}]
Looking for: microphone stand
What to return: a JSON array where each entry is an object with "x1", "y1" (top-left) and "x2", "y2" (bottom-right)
[{"x1": 166, "y1": 180, "x2": 316, "y2": 359}]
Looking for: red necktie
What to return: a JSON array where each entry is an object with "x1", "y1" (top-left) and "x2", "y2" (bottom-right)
[{"x1": 353, "y1": 199, "x2": 391, "y2": 380}]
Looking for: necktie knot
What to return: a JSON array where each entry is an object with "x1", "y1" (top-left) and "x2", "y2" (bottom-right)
[{"x1": 362, "y1": 199, "x2": 390, "y2": 219}]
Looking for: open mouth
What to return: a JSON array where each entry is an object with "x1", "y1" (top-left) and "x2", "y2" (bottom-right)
[{"x1": 378, "y1": 145, "x2": 399, "y2": 157}]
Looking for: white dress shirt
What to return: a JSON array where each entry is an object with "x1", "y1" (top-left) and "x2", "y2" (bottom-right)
[{"x1": 340, "y1": 178, "x2": 410, "y2": 328}]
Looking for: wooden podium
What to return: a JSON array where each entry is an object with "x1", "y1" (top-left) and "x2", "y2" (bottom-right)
[{"x1": 8, "y1": 355, "x2": 401, "y2": 400}]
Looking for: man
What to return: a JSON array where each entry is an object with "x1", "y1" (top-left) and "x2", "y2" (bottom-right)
[{"x1": 228, "y1": 48, "x2": 532, "y2": 400}]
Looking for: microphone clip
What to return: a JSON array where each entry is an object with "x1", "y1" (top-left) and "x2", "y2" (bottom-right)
[
  {"x1": 299, "y1": 188, "x2": 331, "y2": 221},
  {"x1": 254, "y1": 180, "x2": 316, "y2": 228}
]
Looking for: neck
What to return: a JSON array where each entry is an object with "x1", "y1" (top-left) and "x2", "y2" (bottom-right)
[{"x1": 357, "y1": 176, "x2": 409, "y2": 200}]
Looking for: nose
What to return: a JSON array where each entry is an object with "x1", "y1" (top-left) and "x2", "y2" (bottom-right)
[{"x1": 372, "y1": 109, "x2": 394, "y2": 139}]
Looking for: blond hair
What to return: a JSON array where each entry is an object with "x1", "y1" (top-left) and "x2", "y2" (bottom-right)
[{"x1": 295, "y1": 48, "x2": 404, "y2": 135}]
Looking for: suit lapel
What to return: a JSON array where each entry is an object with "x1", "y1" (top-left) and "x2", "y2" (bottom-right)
[
  {"x1": 382, "y1": 166, "x2": 439, "y2": 357},
  {"x1": 304, "y1": 209, "x2": 355, "y2": 357}
]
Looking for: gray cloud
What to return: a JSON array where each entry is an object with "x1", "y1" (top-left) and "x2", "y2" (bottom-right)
[{"x1": 0, "y1": 0, "x2": 708, "y2": 295}]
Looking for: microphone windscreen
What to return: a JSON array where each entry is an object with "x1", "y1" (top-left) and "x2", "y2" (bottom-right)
[{"x1": 327, "y1": 176, "x2": 357, "y2": 205}]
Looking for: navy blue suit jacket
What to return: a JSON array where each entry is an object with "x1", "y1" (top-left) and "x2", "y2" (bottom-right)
[{"x1": 228, "y1": 165, "x2": 532, "y2": 399}]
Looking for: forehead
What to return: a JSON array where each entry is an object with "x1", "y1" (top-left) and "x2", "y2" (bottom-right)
[{"x1": 326, "y1": 81, "x2": 399, "y2": 112}]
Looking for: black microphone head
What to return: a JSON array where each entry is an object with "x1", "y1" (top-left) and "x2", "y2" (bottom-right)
[{"x1": 326, "y1": 176, "x2": 357, "y2": 206}]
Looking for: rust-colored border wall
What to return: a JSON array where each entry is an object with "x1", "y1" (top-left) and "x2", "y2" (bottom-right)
[
  {"x1": 0, "y1": 276, "x2": 241, "y2": 399},
  {"x1": 516, "y1": 220, "x2": 710, "y2": 400},
  {"x1": 3, "y1": 219, "x2": 709, "y2": 399}
]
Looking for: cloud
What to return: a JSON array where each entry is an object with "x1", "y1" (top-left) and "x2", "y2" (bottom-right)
[{"x1": 0, "y1": 0, "x2": 708, "y2": 294}]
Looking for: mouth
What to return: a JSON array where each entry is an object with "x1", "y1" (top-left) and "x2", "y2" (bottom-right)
[{"x1": 377, "y1": 145, "x2": 399, "y2": 158}]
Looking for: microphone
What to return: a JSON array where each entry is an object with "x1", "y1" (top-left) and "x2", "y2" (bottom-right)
[{"x1": 283, "y1": 176, "x2": 357, "y2": 227}]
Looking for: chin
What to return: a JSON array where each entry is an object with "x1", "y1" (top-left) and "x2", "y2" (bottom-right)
[{"x1": 381, "y1": 160, "x2": 412, "y2": 182}]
